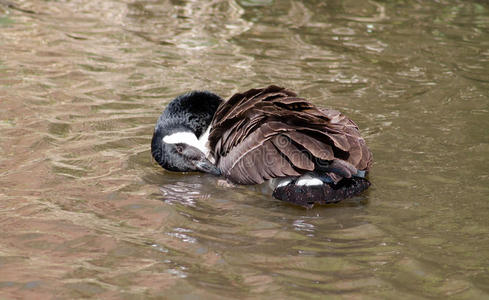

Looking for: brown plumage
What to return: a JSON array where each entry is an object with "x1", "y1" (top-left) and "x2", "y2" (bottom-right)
[{"x1": 208, "y1": 85, "x2": 373, "y2": 185}]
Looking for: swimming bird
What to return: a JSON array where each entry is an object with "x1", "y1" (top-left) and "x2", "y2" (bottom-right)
[{"x1": 152, "y1": 85, "x2": 373, "y2": 207}]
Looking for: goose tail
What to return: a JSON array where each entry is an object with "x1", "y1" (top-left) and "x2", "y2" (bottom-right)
[{"x1": 272, "y1": 177, "x2": 371, "y2": 208}]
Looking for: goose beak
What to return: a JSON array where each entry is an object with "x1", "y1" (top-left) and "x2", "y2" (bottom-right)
[{"x1": 195, "y1": 158, "x2": 221, "y2": 176}]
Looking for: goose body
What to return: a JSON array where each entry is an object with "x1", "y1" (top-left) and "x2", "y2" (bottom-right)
[{"x1": 152, "y1": 85, "x2": 373, "y2": 207}]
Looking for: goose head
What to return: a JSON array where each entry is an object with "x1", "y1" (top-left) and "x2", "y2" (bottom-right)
[
  {"x1": 151, "y1": 90, "x2": 223, "y2": 176},
  {"x1": 152, "y1": 137, "x2": 221, "y2": 175}
]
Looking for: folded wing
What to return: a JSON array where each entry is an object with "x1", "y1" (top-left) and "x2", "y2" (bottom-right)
[{"x1": 208, "y1": 85, "x2": 372, "y2": 185}]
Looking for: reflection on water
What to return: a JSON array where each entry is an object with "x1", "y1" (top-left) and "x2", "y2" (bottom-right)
[{"x1": 1, "y1": 0, "x2": 488, "y2": 298}]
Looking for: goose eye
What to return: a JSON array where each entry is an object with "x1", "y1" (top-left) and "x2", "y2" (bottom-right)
[{"x1": 175, "y1": 144, "x2": 184, "y2": 153}]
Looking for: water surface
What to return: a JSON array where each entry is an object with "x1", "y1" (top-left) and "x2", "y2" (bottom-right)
[{"x1": 1, "y1": 0, "x2": 488, "y2": 298}]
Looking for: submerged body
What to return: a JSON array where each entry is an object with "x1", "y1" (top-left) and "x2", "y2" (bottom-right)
[{"x1": 152, "y1": 86, "x2": 373, "y2": 207}]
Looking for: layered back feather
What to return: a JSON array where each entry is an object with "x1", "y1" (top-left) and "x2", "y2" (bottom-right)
[{"x1": 208, "y1": 85, "x2": 372, "y2": 185}]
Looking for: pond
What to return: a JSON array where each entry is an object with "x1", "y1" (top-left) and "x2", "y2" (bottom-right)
[{"x1": 0, "y1": 0, "x2": 488, "y2": 298}]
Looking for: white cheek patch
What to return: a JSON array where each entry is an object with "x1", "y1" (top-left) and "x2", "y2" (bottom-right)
[
  {"x1": 163, "y1": 131, "x2": 209, "y2": 155},
  {"x1": 198, "y1": 126, "x2": 214, "y2": 162},
  {"x1": 198, "y1": 126, "x2": 211, "y2": 146},
  {"x1": 295, "y1": 174, "x2": 323, "y2": 186}
]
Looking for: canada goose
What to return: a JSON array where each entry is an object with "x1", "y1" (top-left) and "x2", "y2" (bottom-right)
[{"x1": 152, "y1": 85, "x2": 373, "y2": 207}]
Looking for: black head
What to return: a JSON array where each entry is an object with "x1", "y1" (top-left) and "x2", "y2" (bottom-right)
[
  {"x1": 152, "y1": 138, "x2": 221, "y2": 175},
  {"x1": 163, "y1": 90, "x2": 223, "y2": 137},
  {"x1": 151, "y1": 90, "x2": 223, "y2": 176}
]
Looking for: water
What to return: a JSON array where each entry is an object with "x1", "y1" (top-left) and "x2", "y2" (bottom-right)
[{"x1": 1, "y1": 0, "x2": 488, "y2": 298}]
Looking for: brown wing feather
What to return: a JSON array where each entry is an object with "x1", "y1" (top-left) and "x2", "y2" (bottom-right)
[
  {"x1": 209, "y1": 86, "x2": 373, "y2": 185},
  {"x1": 217, "y1": 124, "x2": 300, "y2": 184},
  {"x1": 271, "y1": 135, "x2": 315, "y2": 171}
]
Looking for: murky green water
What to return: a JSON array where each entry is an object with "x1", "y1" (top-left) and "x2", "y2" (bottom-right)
[{"x1": 1, "y1": 0, "x2": 488, "y2": 298}]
